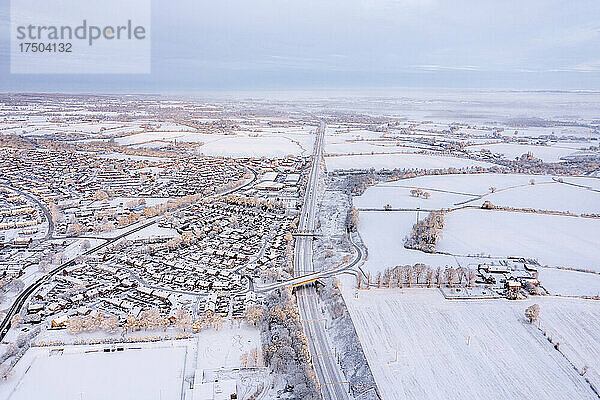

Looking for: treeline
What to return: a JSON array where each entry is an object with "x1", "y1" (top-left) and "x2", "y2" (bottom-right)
[
  {"x1": 258, "y1": 288, "x2": 319, "y2": 400},
  {"x1": 358, "y1": 264, "x2": 476, "y2": 289}
]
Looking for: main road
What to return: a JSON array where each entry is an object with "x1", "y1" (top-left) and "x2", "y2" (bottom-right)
[{"x1": 295, "y1": 122, "x2": 350, "y2": 399}]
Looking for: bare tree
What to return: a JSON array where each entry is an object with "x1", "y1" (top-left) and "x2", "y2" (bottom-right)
[
  {"x1": 456, "y1": 267, "x2": 466, "y2": 285},
  {"x1": 383, "y1": 268, "x2": 392, "y2": 288}
]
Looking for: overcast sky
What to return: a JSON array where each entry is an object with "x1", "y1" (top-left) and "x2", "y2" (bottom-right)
[{"x1": 1, "y1": 0, "x2": 599, "y2": 93}]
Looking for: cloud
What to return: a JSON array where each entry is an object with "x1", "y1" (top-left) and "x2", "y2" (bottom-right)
[
  {"x1": 550, "y1": 61, "x2": 600, "y2": 73},
  {"x1": 414, "y1": 65, "x2": 480, "y2": 72}
]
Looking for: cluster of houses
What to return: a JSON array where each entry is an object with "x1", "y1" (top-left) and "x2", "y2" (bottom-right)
[
  {"x1": 0, "y1": 188, "x2": 43, "y2": 244},
  {"x1": 0, "y1": 137, "x2": 305, "y2": 341},
  {"x1": 24, "y1": 193, "x2": 294, "y2": 329},
  {"x1": 0, "y1": 147, "x2": 247, "y2": 211},
  {"x1": 476, "y1": 258, "x2": 539, "y2": 299}
]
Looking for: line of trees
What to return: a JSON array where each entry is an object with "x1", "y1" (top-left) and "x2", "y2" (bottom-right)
[
  {"x1": 259, "y1": 288, "x2": 319, "y2": 400},
  {"x1": 66, "y1": 311, "x2": 120, "y2": 334},
  {"x1": 221, "y1": 194, "x2": 286, "y2": 211},
  {"x1": 357, "y1": 265, "x2": 476, "y2": 289}
]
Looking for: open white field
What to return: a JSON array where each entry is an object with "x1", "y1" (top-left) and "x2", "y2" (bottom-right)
[
  {"x1": 325, "y1": 153, "x2": 496, "y2": 171},
  {"x1": 353, "y1": 173, "x2": 598, "y2": 212},
  {"x1": 468, "y1": 142, "x2": 584, "y2": 162},
  {"x1": 464, "y1": 181, "x2": 600, "y2": 214},
  {"x1": 382, "y1": 173, "x2": 557, "y2": 195},
  {"x1": 198, "y1": 135, "x2": 311, "y2": 157},
  {"x1": 563, "y1": 176, "x2": 600, "y2": 191},
  {"x1": 124, "y1": 224, "x2": 180, "y2": 240},
  {"x1": 117, "y1": 130, "x2": 313, "y2": 157},
  {"x1": 340, "y1": 286, "x2": 598, "y2": 400},
  {"x1": 355, "y1": 185, "x2": 475, "y2": 210},
  {"x1": 358, "y1": 211, "x2": 458, "y2": 273},
  {"x1": 535, "y1": 296, "x2": 600, "y2": 391},
  {"x1": 8, "y1": 346, "x2": 186, "y2": 400},
  {"x1": 116, "y1": 131, "x2": 216, "y2": 145},
  {"x1": 325, "y1": 141, "x2": 422, "y2": 155},
  {"x1": 438, "y1": 209, "x2": 600, "y2": 271},
  {"x1": 538, "y1": 268, "x2": 600, "y2": 297},
  {"x1": 511, "y1": 126, "x2": 596, "y2": 139},
  {"x1": 0, "y1": 117, "x2": 167, "y2": 137},
  {"x1": 355, "y1": 173, "x2": 600, "y2": 215},
  {"x1": 324, "y1": 127, "x2": 384, "y2": 143},
  {"x1": 193, "y1": 324, "x2": 261, "y2": 370}
]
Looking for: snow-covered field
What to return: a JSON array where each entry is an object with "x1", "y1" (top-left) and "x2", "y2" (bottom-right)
[
  {"x1": 124, "y1": 224, "x2": 180, "y2": 240},
  {"x1": 193, "y1": 324, "x2": 261, "y2": 370},
  {"x1": 115, "y1": 130, "x2": 214, "y2": 145},
  {"x1": 563, "y1": 176, "x2": 600, "y2": 191},
  {"x1": 438, "y1": 209, "x2": 600, "y2": 271},
  {"x1": 325, "y1": 141, "x2": 422, "y2": 155},
  {"x1": 358, "y1": 211, "x2": 458, "y2": 273},
  {"x1": 197, "y1": 135, "x2": 310, "y2": 157},
  {"x1": 355, "y1": 185, "x2": 474, "y2": 210},
  {"x1": 325, "y1": 153, "x2": 496, "y2": 171},
  {"x1": 339, "y1": 286, "x2": 598, "y2": 400},
  {"x1": 535, "y1": 296, "x2": 600, "y2": 391},
  {"x1": 7, "y1": 346, "x2": 186, "y2": 400},
  {"x1": 464, "y1": 182, "x2": 600, "y2": 214},
  {"x1": 538, "y1": 268, "x2": 600, "y2": 297},
  {"x1": 385, "y1": 173, "x2": 557, "y2": 195},
  {"x1": 116, "y1": 130, "x2": 313, "y2": 157},
  {"x1": 468, "y1": 142, "x2": 584, "y2": 162},
  {"x1": 356, "y1": 173, "x2": 600, "y2": 213},
  {"x1": 324, "y1": 127, "x2": 384, "y2": 143}
]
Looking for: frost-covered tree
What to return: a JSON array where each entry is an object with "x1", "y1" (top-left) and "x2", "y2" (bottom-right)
[
  {"x1": 445, "y1": 267, "x2": 457, "y2": 287},
  {"x1": 101, "y1": 315, "x2": 119, "y2": 333},
  {"x1": 436, "y1": 267, "x2": 443, "y2": 287},
  {"x1": 245, "y1": 306, "x2": 264, "y2": 326},
  {"x1": 11, "y1": 314, "x2": 23, "y2": 328},
  {"x1": 425, "y1": 268, "x2": 434, "y2": 287},
  {"x1": 404, "y1": 211, "x2": 445, "y2": 253},
  {"x1": 525, "y1": 304, "x2": 540, "y2": 323},
  {"x1": 175, "y1": 308, "x2": 192, "y2": 332},
  {"x1": 66, "y1": 316, "x2": 84, "y2": 334},
  {"x1": 346, "y1": 207, "x2": 359, "y2": 232},
  {"x1": 467, "y1": 269, "x2": 476, "y2": 287}
]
